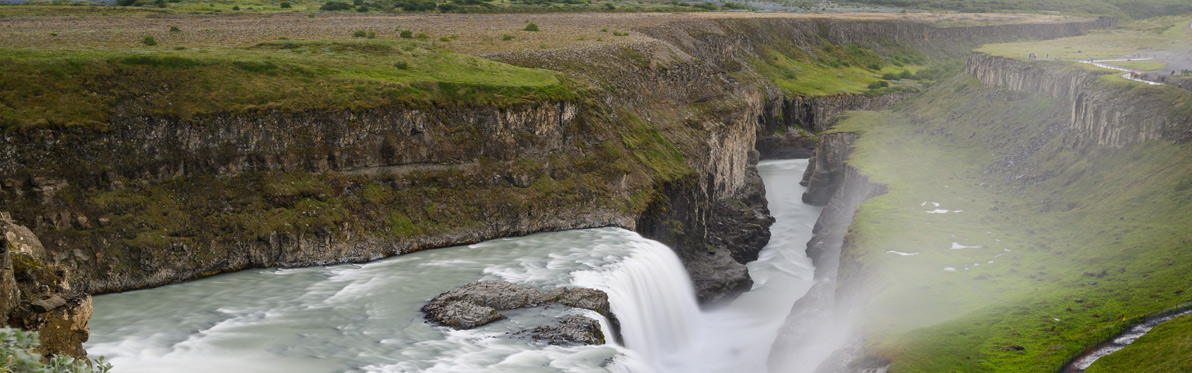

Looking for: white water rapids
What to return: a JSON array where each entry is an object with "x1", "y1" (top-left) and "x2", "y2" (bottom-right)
[{"x1": 86, "y1": 159, "x2": 822, "y2": 372}]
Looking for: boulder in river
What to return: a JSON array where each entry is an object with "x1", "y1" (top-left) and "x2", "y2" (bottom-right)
[
  {"x1": 530, "y1": 314, "x2": 606, "y2": 346},
  {"x1": 421, "y1": 280, "x2": 620, "y2": 345}
]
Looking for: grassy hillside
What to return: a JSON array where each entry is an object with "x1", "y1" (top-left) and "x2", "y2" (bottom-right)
[{"x1": 830, "y1": 71, "x2": 1192, "y2": 371}]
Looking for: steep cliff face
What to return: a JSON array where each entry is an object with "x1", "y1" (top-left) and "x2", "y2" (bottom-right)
[
  {"x1": 756, "y1": 93, "x2": 912, "y2": 159},
  {"x1": 966, "y1": 53, "x2": 1192, "y2": 147}
]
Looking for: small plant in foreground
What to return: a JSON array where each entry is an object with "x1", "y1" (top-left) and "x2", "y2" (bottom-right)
[
  {"x1": 352, "y1": 30, "x2": 367, "y2": 38},
  {"x1": 169, "y1": 26, "x2": 181, "y2": 33},
  {"x1": 502, "y1": 34, "x2": 515, "y2": 41},
  {"x1": 280, "y1": 1, "x2": 291, "y2": 8},
  {"x1": 524, "y1": 23, "x2": 539, "y2": 32},
  {"x1": 232, "y1": 5, "x2": 240, "y2": 10},
  {"x1": 394, "y1": 61, "x2": 409, "y2": 70},
  {"x1": 399, "y1": 30, "x2": 413, "y2": 38},
  {"x1": 0, "y1": 328, "x2": 113, "y2": 373},
  {"x1": 142, "y1": 36, "x2": 157, "y2": 46}
]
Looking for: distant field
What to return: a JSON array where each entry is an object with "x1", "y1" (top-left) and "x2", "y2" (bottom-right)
[
  {"x1": 977, "y1": 15, "x2": 1192, "y2": 61},
  {"x1": 0, "y1": 10, "x2": 1075, "y2": 54}
]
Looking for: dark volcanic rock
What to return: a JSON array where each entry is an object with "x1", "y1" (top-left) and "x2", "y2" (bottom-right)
[
  {"x1": 422, "y1": 280, "x2": 620, "y2": 345},
  {"x1": 531, "y1": 315, "x2": 606, "y2": 346}
]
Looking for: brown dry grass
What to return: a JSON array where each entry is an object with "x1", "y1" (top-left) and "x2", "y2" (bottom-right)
[{"x1": 0, "y1": 11, "x2": 1080, "y2": 56}]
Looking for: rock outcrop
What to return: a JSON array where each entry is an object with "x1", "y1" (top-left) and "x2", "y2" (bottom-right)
[
  {"x1": 529, "y1": 314, "x2": 605, "y2": 346},
  {"x1": 421, "y1": 280, "x2": 618, "y2": 346},
  {"x1": 0, "y1": 214, "x2": 92, "y2": 362},
  {"x1": 966, "y1": 53, "x2": 1192, "y2": 147}
]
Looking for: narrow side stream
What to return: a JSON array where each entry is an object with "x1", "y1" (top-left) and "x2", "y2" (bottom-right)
[
  {"x1": 1064, "y1": 308, "x2": 1192, "y2": 372},
  {"x1": 85, "y1": 159, "x2": 820, "y2": 372}
]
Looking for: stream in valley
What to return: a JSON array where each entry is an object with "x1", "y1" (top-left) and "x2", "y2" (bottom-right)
[{"x1": 85, "y1": 159, "x2": 822, "y2": 372}]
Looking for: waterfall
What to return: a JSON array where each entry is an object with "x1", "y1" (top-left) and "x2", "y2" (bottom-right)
[{"x1": 573, "y1": 238, "x2": 703, "y2": 370}]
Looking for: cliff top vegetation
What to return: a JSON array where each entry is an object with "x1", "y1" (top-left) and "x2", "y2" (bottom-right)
[
  {"x1": 0, "y1": 39, "x2": 572, "y2": 128},
  {"x1": 0, "y1": 10, "x2": 1084, "y2": 129}
]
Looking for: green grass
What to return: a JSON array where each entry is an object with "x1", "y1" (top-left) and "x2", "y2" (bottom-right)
[
  {"x1": 744, "y1": 43, "x2": 928, "y2": 97},
  {"x1": 1105, "y1": 60, "x2": 1170, "y2": 71},
  {"x1": 0, "y1": 39, "x2": 570, "y2": 128},
  {"x1": 1085, "y1": 312, "x2": 1192, "y2": 372},
  {"x1": 827, "y1": 71, "x2": 1192, "y2": 371},
  {"x1": 977, "y1": 15, "x2": 1192, "y2": 61}
]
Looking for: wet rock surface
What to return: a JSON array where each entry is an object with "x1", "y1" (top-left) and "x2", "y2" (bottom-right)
[
  {"x1": 422, "y1": 280, "x2": 619, "y2": 345},
  {"x1": 530, "y1": 314, "x2": 606, "y2": 346}
]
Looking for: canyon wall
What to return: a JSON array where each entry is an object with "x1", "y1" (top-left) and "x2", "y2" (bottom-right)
[{"x1": 966, "y1": 52, "x2": 1192, "y2": 147}]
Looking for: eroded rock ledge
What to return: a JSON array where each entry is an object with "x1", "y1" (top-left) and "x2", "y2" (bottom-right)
[{"x1": 421, "y1": 280, "x2": 619, "y2": 346}]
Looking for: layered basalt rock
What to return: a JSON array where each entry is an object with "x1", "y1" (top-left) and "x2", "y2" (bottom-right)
[{"x1": 966, "y1": 52, "x2": 1192, "y2": 147}]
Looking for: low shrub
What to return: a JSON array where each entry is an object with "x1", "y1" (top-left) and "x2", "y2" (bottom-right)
[{"x1": 319, "y1": 1, "x2": 352, "y2": 10}]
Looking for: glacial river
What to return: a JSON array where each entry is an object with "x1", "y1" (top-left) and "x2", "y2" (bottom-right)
[{"x1": 86, "y1": 159, "x2": 822, "y2": 372}]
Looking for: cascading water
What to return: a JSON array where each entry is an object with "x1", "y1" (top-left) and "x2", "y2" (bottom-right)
[
  {"x1": 85, "y1": 159, "x2": 821, "y2": 373},
  {"x1": 572, "y1": 240, "x2": 702, "y2": 368}
]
